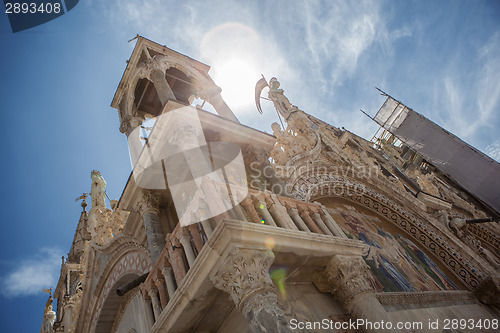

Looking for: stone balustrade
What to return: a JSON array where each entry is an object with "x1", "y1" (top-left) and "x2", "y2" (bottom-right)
[{"x1": 139, "y1": 189, "x2": 346, "y2": 325}]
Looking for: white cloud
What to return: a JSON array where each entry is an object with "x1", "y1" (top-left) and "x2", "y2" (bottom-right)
[
  {"x1": 438, "y1": 32, "x2": 500, "y2": 144},
  {"x1": 1, "y1": 247, "x2": 63, "y2": 298},
  {"x1": 485, "y1": 140, "x2": 500, "y2": 162}
]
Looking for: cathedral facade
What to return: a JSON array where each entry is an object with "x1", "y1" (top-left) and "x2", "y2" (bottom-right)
[{"x1": 42, "y1": 37, "x2": 499, "y2": 333}]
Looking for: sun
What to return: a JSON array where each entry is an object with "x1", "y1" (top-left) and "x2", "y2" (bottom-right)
[{"x1": 211, "y1": 57, "x2": 260, "y2": 111}]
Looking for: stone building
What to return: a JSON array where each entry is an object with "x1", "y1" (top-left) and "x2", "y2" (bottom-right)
[{"x1": 43, "y1": 37, "x2": 499, "y2": 333}]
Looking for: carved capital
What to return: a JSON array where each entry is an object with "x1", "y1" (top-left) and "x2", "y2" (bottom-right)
[
  {"x1": 135, "y1": 56, "x2": 172, "y2": 80},
  {"x1": 137, "y1": 190, "x2": 160, "y2": 216},
  {"x1": 210, "y1": 247, "x2": 292, "y2": 333},
  {"x1": 211, "y1": 248, "x2": 275, "y2": 307},
  {"x1": 120, "y1": 116, "x2": 143, "y2": 135},
  {"x1": 316, "y1": 255, "x2": 373, "y2": 306},
  {"x1": 474, "y1": 275, "x2": 500, "y2": 305}
]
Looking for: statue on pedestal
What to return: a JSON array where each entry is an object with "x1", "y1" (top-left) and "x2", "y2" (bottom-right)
[{"x1": 41, "y1": 292, "x2": 56, "y2": 333}]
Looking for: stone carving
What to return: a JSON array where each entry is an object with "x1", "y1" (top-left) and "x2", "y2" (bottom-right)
[
  {"x1": 119, "y1": 115, "x2": 144, "y2": 136},
  {"x1": 324, "y1": 255, "x2": 373, "y2": 305},
  {"x1": 137, "y1": 190, "x2": 161, "y2": 216},
  {"x1": 268, "y1": 77, "x2": 298, "y2": 120},
  {"x1": 474, "y1": 275, "x2": 500, "y2": 305},
  {"x1": 41, "y1": 296, "x2": 56, "y2": 333},
  {"x1": 270, "y1": 122, "x2": 301, "y2": 165},
  {"x1": 90, "y1": 170, "x2": 107, "y2": 210},
  {"x1": 210, "y1": 248, "x2": 292, "y2": 333},
  {"x1": 449, "y1": 218, "x2": 500, "y2": 268},
  {"x1": 92, "y1": 208, "x2": 125, "y2": 246},
  {"x1": 135, "y1": 56, "x2": 172, "y2": 80},
  {"x1": 286, "y1": 111, "x2": 317, "y2": 148},
  {"x1": 87, "y1": 172, "x2": 125, "y2": 246},
  {"x1": 266, "y1": 78, "x2": 318, "y2": 165}
]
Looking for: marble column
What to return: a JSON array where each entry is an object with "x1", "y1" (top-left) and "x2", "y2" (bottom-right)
[
  {"x1": 166, "y1": 235, "x2": 186, "y2": 283},
  {"x1": 142, "y1": 295, "x2": 155, "y2": 326},
  {"x1": 200, "y1": 219, "x2": 214, "y2": 238},
  {"x1": 148, "y1": 288, "x2": 162, "y2": 321},
  {"x1": 138, "y1": 191, "x2": 165, "y2": 263},
  {"x1": 179, "y1": 232, "x2": 196, "y2": 267},
  {"x1": 241, "y1": 198, "x2": 261, "y2": 224},
  {"x1": 311, "y1": 212, "x2": 333, "y2": 236},
  {"x1": 268, "y1": 195, "x2": 298, "y2": 230},
  {"x1": 202, "y1": 86, "x2": 239, "y2": 123},
  {"x1": 318, "y1": 204, "x2": 348, "y2": 238},
  {"x1": 161, "y1": 266, "x2": 177, "y2": 299},
  {"x1": 188, "y1": 224, "x2": 204, "y2": 253},
  {"x1": 256, "y1": 200, "x2": 277, "y2": 226},
  {"x1": 315, "y1": 255, "x2": 391, "y2": 333},
  {"x1": 154, "y1": 278, "x2": 168, "y2": 309},
  {"x1": 210, "y1": 248, "x2": 292, "y2": 333},
  {"x1": 299, "y1": 209, "x2": 323, "y2": 234},
  {"x1": 149, "y1": 69, "x2": 176, "y2": 106},
  {"x1": 287, "y1": 207, "x2": 309, "y2": 232}
]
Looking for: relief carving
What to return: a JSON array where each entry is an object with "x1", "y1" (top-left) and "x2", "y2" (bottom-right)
[{"x1": 210, "y1": 247, "x2": 292, "y2": 333}]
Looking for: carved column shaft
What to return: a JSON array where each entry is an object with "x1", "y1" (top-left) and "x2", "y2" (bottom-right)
[
  {"x1": 148, "y1": 288, "x2": 162, "y2": 321},
  {"x1": 149, "y1": 69, "x2": 176, "y2": 106},
  {"x1": 320, "y1": 208, "x2": 347, "y2": 238},
  {"x1": 138, "y1": 191, "x2": 165, "y2": 263},
  {"x1": 166, "y1": 235, "x2": 187, "y2": 284},
  {"x1": 142, "y1": 296, "x2": 155, "y2": 327},
  {"x1": 288, "y1": 207, "x2": 309, "y2": 232},
  {"x1": 179, "y1": 234, "x2": 196, "y2": 267},
  {"x1": 300, "y1": 210, "x2": 323, "y2": 234},
  {"x1": 241, "y1": 198, "x2": 261, "y2": 224},
  {"x1": 256, "y1": 200, "x2": 277, "y2": 226},
  {"x1": 206, "y1": 90, "x2": 239, "y2": 123},
  {"x1": 161, "y1": 266, "x2": 177, "y2": 300},
  {"x1": 188, "y1": 224, "x2": 204, "y2": 253},
  {"x1": 155, "y1": 279, "x2": 168, "y2": 309},
  {"x1": 317, "y1": 255, "x2": 391, "y2": 333},
  {"x1": 201, "y1": 219, "x2": 214, "y2": 238},
  {"x1": 232, "y1": 203, "x2": 248, "y2": 221},
  {"x1": 269, "y1": 195, "x2": 298, "y2": 230},
  {"x1": 210, "y1": 248, "x2": 292, "y2": 333},
  {"x1": 311, "y1": 212, "x2": 333, "y2": 236}
]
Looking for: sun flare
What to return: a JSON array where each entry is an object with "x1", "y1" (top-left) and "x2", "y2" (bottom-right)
[{"x1": 212, "y1": 58, "x2": 260, "y2": 111}]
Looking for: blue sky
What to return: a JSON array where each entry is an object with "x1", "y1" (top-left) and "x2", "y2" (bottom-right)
[{"x1": 1, "y1": 1, "x2": 499, "y2": 331}]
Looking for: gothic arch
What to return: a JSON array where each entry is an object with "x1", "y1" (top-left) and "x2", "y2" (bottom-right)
[
  {"x1": 85, "y1": 236, "x2": 151, "y2": 333},
  {"x1": 290, "y1": 173, "x2": 485, "y2": 291}
]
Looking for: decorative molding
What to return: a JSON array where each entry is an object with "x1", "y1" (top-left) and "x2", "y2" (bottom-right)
[
  {"x1": 291, "y1": 173, "x2": 484, "y2": 290},
  {"x1": 376, "y1": 290, "x2": 476, "y2": 306},
  {"x1": 137, "y1": 190, "x2": 160, "y2": 216}
]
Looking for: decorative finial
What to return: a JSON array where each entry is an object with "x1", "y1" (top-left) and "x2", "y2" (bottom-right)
[
  {"x1": 91, "y1": 170, "x2": 101, "y2": 176},
  {"x1": 42, "y1": 288, "x2": 52, "y2": 296},
  {"x1": 75, "y1": 193, "x2": 88, "y2": 210}
]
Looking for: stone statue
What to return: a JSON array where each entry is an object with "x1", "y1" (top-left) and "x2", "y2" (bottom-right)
[
  {"x1": 270, "y1": 122, "x2": 302, "y2": 165},
  {"x1": 41, "y1": 296, "x2": 56, "y2": 333},
  {"x1": 268, "y1": 77, "x2": 299, "y2": 119},
  {"x1": 90, "y1": 170, "x2": 107, "y2": 209}
]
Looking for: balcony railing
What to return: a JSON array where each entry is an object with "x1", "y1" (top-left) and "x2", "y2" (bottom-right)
[{"x1": 140, "y1": 189, "x2": 347, "y2": 325}]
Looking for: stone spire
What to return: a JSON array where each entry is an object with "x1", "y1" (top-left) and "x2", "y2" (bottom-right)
[{"x1": 67, "y1": 195, "x2": 91, "y2": 263}]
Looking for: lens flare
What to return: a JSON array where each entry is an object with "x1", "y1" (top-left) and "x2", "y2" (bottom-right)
[
  {"x1": 264, "y1": 236, "x2": 275, "y2": 249},
  {"x1": 270, "y1": 267, "x2": 288, "y2": 299}
]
